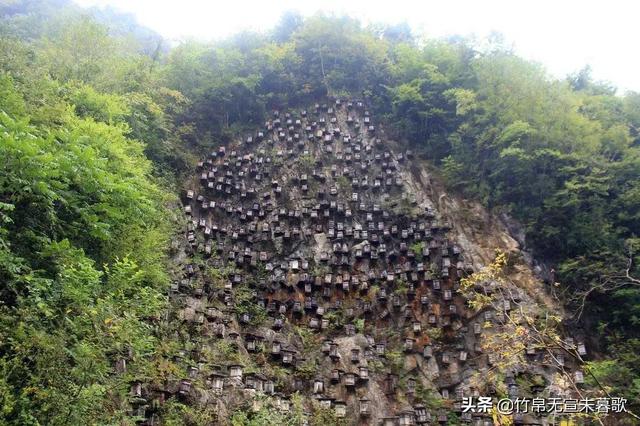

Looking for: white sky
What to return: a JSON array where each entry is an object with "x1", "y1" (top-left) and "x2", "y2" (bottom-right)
[{"x1": 74, "y1": 0, "x2": 639, "y2": 93}]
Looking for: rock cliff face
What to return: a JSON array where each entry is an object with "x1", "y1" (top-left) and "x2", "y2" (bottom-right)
[{"x1": 145, "y1": 99, "x2": 588, "y2": 425}]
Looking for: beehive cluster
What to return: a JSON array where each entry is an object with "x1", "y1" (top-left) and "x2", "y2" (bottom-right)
[{"x1": 132, "y1": 100, "x2": 588, "y2": 425}]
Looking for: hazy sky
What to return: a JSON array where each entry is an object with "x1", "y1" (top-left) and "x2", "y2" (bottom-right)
[{"x1": 74, "y1": 0, "x2": 639, "y2": 92}]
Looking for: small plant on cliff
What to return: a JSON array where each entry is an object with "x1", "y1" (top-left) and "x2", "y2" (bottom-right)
[
  {"x1": 309, "y1": 402, "x2": 346, "y2": 426},
  {"x1": 414, "y1": 383, "x2": 445, "y2": 411},
  {"x1": 298, "y1": 154, "x2": 314, "y2": 172},
  {"x1": 295, "y1": 325, "x2": 319, "y2": 352},
  {"x1": 234, "y1": 285, "x2": 268, "y2": 326},
  {"x1": 386, "y1": 349, "x2": 405, "y2": 373},
  {"x1": 410, "y1": 241, "x2": 425, "y2": 259},
  {"x1": 336, "y1": 175, "x2": 351, "y2": 193},
  {"x1": 458, "y1": 250, "x2": 507, "y2": 311},
  {"x1": 296, "y1": 359, "x2": 318, "y2": 381}
]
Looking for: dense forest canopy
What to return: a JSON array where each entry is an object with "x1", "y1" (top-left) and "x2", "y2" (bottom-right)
[{"x1": 0, "y1": 0, "x2": 639, "y2": 424}]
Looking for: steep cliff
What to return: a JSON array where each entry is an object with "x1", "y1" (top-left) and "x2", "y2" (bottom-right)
[{"x1": 142, "y1": 99, "x2": 591, "y2": 425}]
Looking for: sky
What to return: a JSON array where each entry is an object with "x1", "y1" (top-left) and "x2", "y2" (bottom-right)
[{"x1": 74, "y1": 0, "x2": 639, "y2": 92}]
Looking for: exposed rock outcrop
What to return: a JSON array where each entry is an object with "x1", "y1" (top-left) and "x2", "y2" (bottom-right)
[{"x1": 136, "y1": 99, "x2": 589, "y2": 425}]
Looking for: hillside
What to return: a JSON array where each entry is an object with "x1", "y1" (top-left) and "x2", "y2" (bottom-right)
[
  {"x1": 157, "y1": 99, "x2": 589, "y2": 425},
  {"x1": 0, "y1": 2, "x2": 639, "y2": 425}
]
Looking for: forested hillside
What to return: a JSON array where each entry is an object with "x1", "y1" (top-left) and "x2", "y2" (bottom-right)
[{"x1": 0, "y1": 1, "x2": 639, "y2": 424}]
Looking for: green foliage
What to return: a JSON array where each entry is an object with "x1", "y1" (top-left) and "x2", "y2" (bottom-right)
[
  {"x1": 0, "y1": 73, "x2": 26, "y2": 117},
  {"x1": 161, "y1": 399, "x2": 218, "y2": 426},
  {"x1": 585, "y1": 339, "x2": 640, "y2": 409},
  {"x1": 295, "y1": 359, "x2": 317, "y2": 381},
  {"x1": 1, "y1": 1, "x2": 640, "y2": 421},
  {"x1": 295, "y1": 325, "x2": 319, "y2": 353},
  {"x1": 323, "y1": 309, "x2": 344, "y2": 332},
  {"x1": 367, "y1": 358, "x2": 385, "y2": 373},
  {"x1": 394, "y1": 280, "x2": 408, "y2": 295},
  {"x1": 308, "y1": 400, "x2": 346, "y2": 426},
  {"x1": 414, "y1": 382, "x2": 444, "y2": 411},
  {"x1": 515, "y1": 374, "x2": 547, "y2": 398},
  {"x1": 0, "y1": 14, "x2": 173, "y2": 423},
  {"x1": 335, "y1": 175, "x2": 351, "y2": 193},
  {"x1": 67, "y1": 83, "x2": 130, "y2": 123},
  {"x1": 234, "y1": 285, "x2": 268, "y2": 326},
  {"x1": 386, "y1": 350, "x2": 405, "y2": 373},
  {"x1": 230, "y1": 395, "x2": 306, "y2": 426},
  {"x1": 426, "y1": 327, "x2": 443, "y2": 341},
  {"x1": 410, "y1": 241, "x2": 424, "y2": 255},
  {"x1": 298, "y1": 154, "x2": 315, "y2": 172}
]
